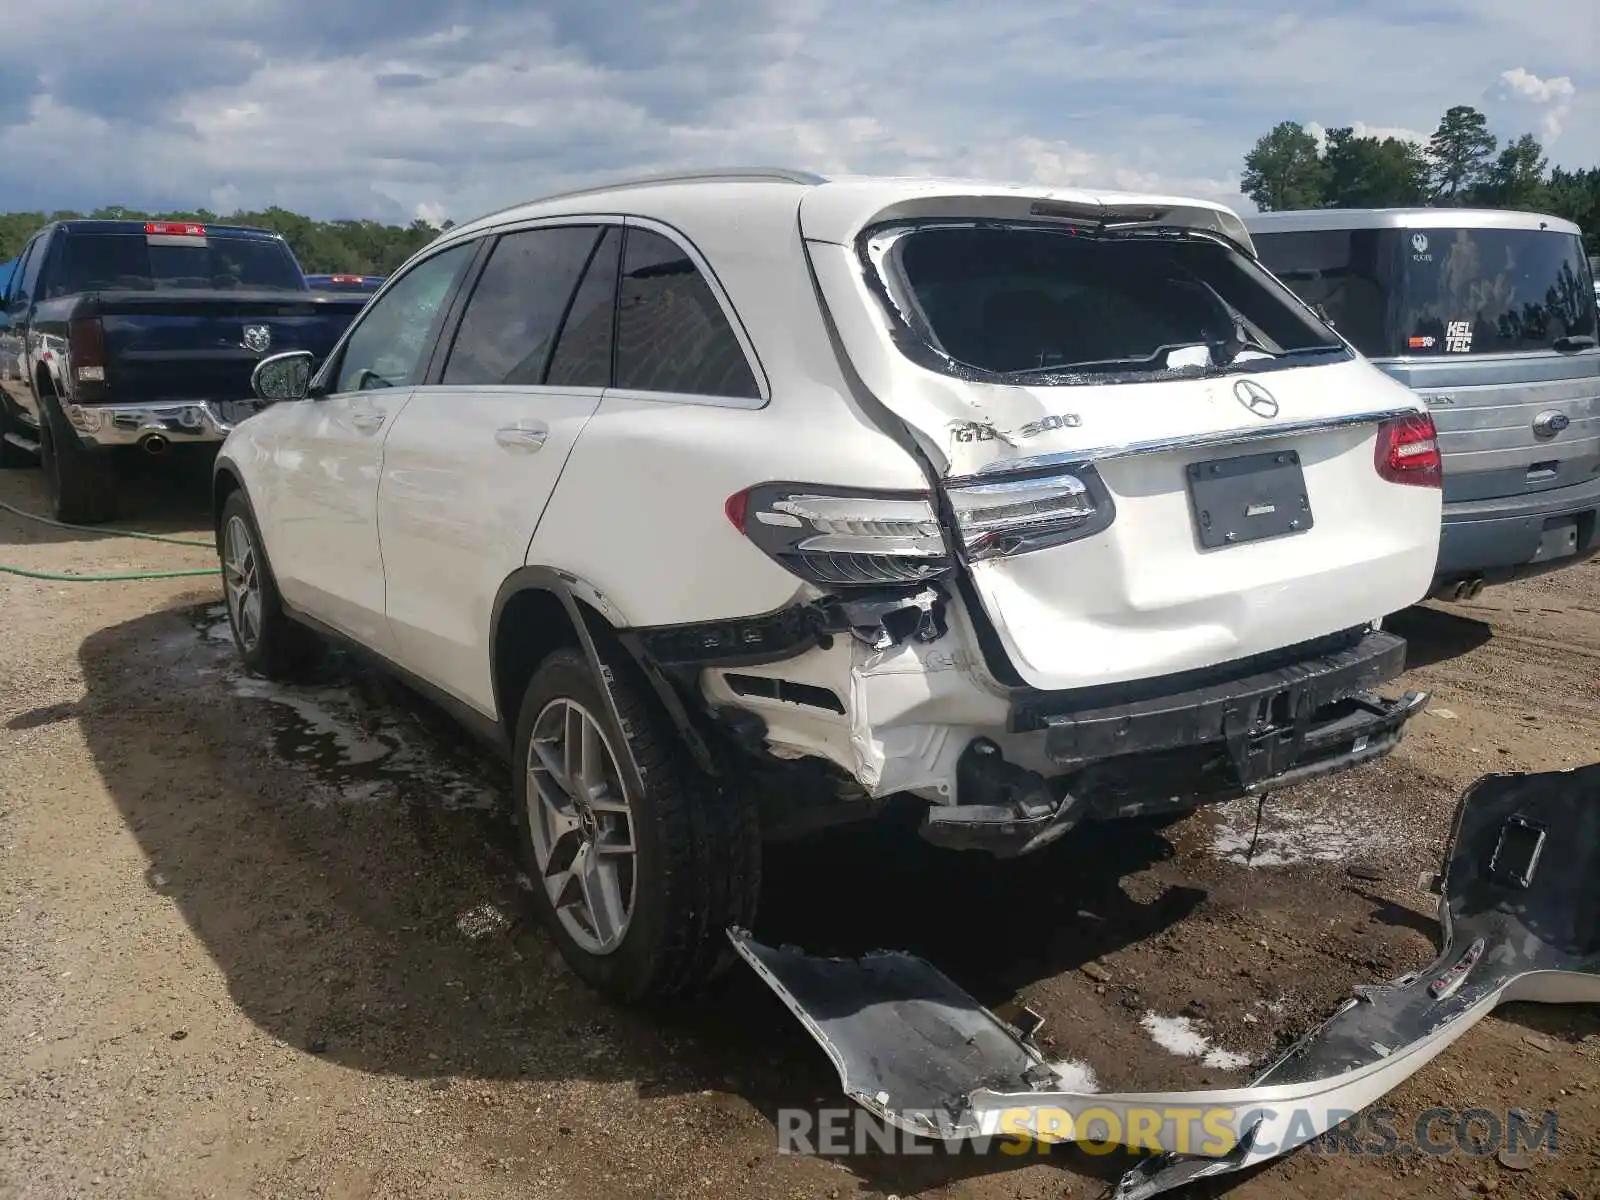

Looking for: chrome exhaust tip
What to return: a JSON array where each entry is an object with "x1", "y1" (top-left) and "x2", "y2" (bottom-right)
[{"x1": 141, "y1": 433, "x2": 170, "y2": 456}]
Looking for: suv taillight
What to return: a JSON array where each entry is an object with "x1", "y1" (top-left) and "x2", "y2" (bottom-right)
[
  {"x1": 1375, "y1": 413, "x2": 1442, "y2": 488},
  {"x1": 726, "y1": 484, "x2": 952, "y2": 586},
  {"x1": 67, "y1": 317, "x2": 107, "y2": 386},
  {"x1": 944, "y1": 468, "x2": 1112, "y2": 561}
]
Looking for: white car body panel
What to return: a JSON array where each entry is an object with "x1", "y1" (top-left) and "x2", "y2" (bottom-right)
[
  {"x1": 244, "y1": 385, "x2": 413, "y2": 657},
  {"x1": 376, "y1": 385, "x2": 604, "y2": 714}
]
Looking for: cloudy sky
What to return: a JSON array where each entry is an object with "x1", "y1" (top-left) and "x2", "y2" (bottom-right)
[{"x1": 0, "y1": 0, "x2": 1593, "y2": 225}]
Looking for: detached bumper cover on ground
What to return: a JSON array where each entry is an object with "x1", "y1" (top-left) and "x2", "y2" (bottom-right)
[{"x1": 732, "y1": 763, "x2": 1600, "y2": 1196}]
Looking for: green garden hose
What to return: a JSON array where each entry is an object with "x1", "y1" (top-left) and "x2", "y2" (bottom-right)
[
  {"x1": 0, "y1": 499, "x2": 219, "y2": 582},
  {"x1": 0, "y1": 564, "x2": 218, "y2": 581},
  {"x1": 0, "y1": 500, "x2": 214, "y2": 547}
]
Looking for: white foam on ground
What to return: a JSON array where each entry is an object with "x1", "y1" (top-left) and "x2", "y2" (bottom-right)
[
  {"x1": 1043, "y1": 1059, "x2": 1100, "y2": 1094},
  {"x1": 1141, "y1": 1013, "x2": 1250, "y2": 1071},
  {"x1": 1209, "y1": 781, "x2": 1422, "y2": 868}
]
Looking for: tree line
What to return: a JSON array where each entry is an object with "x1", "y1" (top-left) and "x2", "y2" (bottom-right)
[
  {"x1": 1242, "y1": 104, "x2": 1599, "y2": 249},
  {"x1": 0, "y1": 206, "x2": 453, "y2": 273}
]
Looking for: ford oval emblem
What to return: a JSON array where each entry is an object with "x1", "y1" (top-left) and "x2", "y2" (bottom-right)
[
  {"x1": 1532, "y1": 410, "x2": 1571, "y2": 438},
  {"x1": 1233, "y1": 378, "x2": 1279, "y2": 419}
]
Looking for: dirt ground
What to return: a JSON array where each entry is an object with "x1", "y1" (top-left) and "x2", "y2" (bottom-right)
[{"x1": 2, "y1": 460, "x2": 1598, "y2": 1200}]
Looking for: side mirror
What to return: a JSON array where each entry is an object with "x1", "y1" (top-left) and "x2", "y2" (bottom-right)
[{"x1": 251, "y1": 350, "x2": 315, "y2": 402}]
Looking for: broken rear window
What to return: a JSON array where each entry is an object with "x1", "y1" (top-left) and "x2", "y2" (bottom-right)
[{"x1": 869, "y1": 224, "x2": 1350, "y2": 382}]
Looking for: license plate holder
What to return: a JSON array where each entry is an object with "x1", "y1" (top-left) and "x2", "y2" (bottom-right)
[
  {"x1": 1187, "y1": 449, "x2": 1313, "y2": 549},
  {"x1": 1531, "y1": 516, "x2": 1578, "y2": 563}
]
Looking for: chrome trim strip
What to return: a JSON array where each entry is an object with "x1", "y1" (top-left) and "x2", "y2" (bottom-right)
[{"x1": 953, "y1": 406, "x2": 1420, "y2": 481}]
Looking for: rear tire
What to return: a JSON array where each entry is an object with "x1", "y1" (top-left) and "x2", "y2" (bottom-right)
[
  {"x1": 218, "y1": 489, "x2": 324, "y2": 681},
  {"x1": 512, "y1": 643, "x2": 760, "y2": 1006},
  {"x1": 39, "y1": 393, "x2": 118, "y2": 523}
]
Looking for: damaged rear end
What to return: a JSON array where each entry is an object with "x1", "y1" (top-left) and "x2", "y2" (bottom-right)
[{"x1": 701, "y1": 183, "x2": 1441, "y2": 851}]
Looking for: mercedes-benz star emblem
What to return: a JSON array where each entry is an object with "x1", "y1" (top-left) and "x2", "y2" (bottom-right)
[
  {"x1": 1233, "y1": 378, "x2": 1280, "y2": 419},
  {"x1": 242, "y1": 324, "x2": 272, "y2": 354}
]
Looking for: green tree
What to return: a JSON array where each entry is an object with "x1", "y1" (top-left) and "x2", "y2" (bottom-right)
[
  {"x1": 1322, "y1": 128, "x2": 1431, "y2": 207},
  {"x1": 1546, "y1": 166, "x2": 1600, "y2": 251},
  {"x1": 1241, "y1": 121, "x2": 1328, "y2": 211},
  {"x1": 1427, "y1": 105, "x2": 1497, "y2": 202},
  {"x1": 1474, "y1": 133, "x2": 1550, "y2": 210}
]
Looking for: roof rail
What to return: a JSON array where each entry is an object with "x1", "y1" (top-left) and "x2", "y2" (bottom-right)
[{"x1": 465, "y1": 167, "x2": 829, "y2": 225}]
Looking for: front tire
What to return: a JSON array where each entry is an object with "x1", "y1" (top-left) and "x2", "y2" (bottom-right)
[
  {"x1": 218, "y1": 490, "x2": 324, "y2": 680},
  {"x1": 513, "y1": 644, "x2": 760, "y2": 1005}
]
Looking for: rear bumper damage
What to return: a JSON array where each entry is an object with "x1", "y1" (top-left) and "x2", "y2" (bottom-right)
[
  {"x1": 680, "y1": 585, "x2": 1426, "y2": 854},
  {"x1": 934, "y1": 629, "x2": 1427, "y2": 855},
  {"x1": 733, "y1": 763, "x2": 1600, "y2": 1196}
]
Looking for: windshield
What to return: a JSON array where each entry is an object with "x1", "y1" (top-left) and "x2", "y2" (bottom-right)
[
  {"x1": 44, "y1": 232, "x2": 306, "y2": 297},
  {"x1": 871, "y1": 224, "x2": 1349, "y2": 383},
  {"x1": 1255, "y1": 226, "x2": 1597, "y2": 358}
]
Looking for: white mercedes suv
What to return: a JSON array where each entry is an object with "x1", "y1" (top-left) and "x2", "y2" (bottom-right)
[{"x1": 213, "y1": 169, "x2": 1442, "y2": 1004}]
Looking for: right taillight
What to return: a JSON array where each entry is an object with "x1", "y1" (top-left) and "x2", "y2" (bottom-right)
[{"x1": 1375, "y1": 413, "x2": 1442, "y2": 488}]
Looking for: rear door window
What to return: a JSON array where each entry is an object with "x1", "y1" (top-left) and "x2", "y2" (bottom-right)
[
  {"x1": 44, "y1": 232, "x2": 305, "y2": 296},
  {"x1": 875, "y1": 225, "x2": 1349, "y2": 382},
  {"x1": 441, "y1": 226, "x2": 601, "y2": 387},
  {"x1": 614, "y1": 228, "x2": 760, "y2": 399}
]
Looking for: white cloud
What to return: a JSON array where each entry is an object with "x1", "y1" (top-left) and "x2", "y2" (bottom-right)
[
  {"x1": 1498, "y1": 67, "x2": 1577, "y2": 105},
  {"x1": 1492, "y1": 67, "x2": 1578, "y2": 141},
  {"x1": 0, "y1": 2, "x2": 1593, "y2": 222}
]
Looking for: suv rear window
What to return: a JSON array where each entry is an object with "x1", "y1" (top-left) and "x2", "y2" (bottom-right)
[
  {"x1": 1396, "y1": 227, "x2": 1595, "y2": 355},
  {"x1": 44, "y1": 232, "x2": 305, "y2": 297},
  {"x1": 872, "y1": 225, "x2": 1348, "y2": 382},
  {"x1": 1255, "y1": 227, "x2": 1597, "y2": 357}
]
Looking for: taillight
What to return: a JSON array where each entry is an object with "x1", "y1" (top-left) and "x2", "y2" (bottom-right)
[
  {"x1": 1375, "y1": 413, "x2": 1442, "y2": 488},
  {"x1": 945, "y1": 467, "x2": 1114, "y2": 560},
  {"x1": 67, "y1": 317, "x2": 107, "y2": 385},
  {"x1": 726, "y1": 484, "x2": 951, "y2": 587},
  {"x1": 145, "y1": 221, "x2": 205, "y2": 237}
]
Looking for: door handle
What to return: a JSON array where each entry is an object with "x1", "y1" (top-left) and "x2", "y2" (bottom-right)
[
  {"x1": 350, "y1": 412, "x2": 386, "y2": 432},
  {"x1": 495, "y1": 424, "x2": 548, "y2": 451}
]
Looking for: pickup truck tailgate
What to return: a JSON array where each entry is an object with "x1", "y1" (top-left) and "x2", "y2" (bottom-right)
[{"x1": 84, "y1": 290, "x2": 365, "y2": 402}]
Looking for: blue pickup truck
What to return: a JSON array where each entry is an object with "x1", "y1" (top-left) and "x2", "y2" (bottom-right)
[{"x1": 0, "y1": 220, "x2": 368, "y2": 521}]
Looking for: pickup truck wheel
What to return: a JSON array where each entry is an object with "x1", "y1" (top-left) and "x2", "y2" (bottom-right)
[
  {"x1": 218, "y1": 490, "x2": 324, "y2": 680},
  {"x1": 513, "y1": 645, "x2": 760, "y2": 1006},
  {"x1": 39, "y1": 398, "x2": 118, "y2": 523}
]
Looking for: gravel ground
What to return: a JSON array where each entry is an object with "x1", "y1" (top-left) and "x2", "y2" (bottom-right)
[{"x1": 2, "y1": 461, "x2": 1598, "y2": 1200}]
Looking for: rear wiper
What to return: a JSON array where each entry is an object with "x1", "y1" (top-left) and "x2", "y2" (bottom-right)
[
  {"x1": 1209, "y1": 343, "x2": 1345, "y2": 374},
  {"x1": 1554, "y1": 335, "x2": 1597, "y2": 352}
]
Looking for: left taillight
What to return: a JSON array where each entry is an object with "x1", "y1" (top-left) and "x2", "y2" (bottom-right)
[
  {"x1": 1375, "y1": 413, "x2": 1442, "y2": 488},
  {"x1": 944, "y1": 468, "x2": 1110, "y2": 561},
  {"x1": 67, "y1": 317, "x2": 107, "y2": 386},
  {"x1": 726, "y1": 484, "x2": 951, "y2": 587}
]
